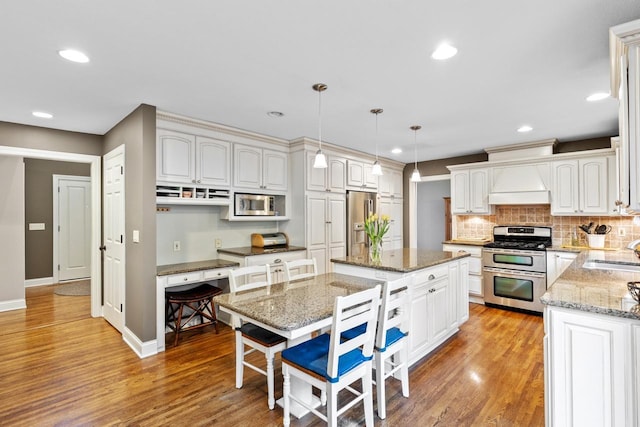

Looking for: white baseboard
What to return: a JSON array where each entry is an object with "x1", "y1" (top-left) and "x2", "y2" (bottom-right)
[
  {"x1": 25, "y1": 277, "x2": 54, "y2": 288},
  {"x1": 0, "y1": 299, "x2": 27, "y2": 312},
  {"x1": 123, "y1": 327, "x2": 158, "y2": 359}
]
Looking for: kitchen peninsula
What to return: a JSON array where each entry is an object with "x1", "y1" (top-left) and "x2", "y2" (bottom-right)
[
  {"x1": 541, "y1": 248, "x2": 640, "y2": 426},
  {"x1": 331, "y1": 248, "x2": 471, "y2": 365}
]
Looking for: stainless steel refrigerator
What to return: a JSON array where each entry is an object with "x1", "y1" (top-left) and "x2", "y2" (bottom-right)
[{"x1": 346, "y1": 190, "x2": 377, "y2": 257}]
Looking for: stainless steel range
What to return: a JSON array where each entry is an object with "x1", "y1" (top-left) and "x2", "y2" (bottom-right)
[{"x1": 483, "y1": 226, "x2": 552, "y2": 314}]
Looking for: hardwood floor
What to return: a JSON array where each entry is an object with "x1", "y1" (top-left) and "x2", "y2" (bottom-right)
[{"x1": 0, "y1": 288, "x2": 544, "y2": 426}]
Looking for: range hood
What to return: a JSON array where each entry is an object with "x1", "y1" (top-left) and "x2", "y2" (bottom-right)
[
  {"x1": 485, "y1": 139, "x2": 554, "y2": 205},
  {"x1": 488, "y1": 163, "x2": 551, "y2": 205}
]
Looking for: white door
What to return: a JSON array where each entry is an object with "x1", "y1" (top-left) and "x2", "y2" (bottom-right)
[
  {"x1": 103, "y1": 146, "x2": 125, "y2": 332},
  {"x1": 56, "y1": 176, "x2": 91, "y2": 281}
]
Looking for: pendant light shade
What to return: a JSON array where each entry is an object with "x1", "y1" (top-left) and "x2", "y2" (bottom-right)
[
  {"x1": 371, "y1": 108, "x2": 383, "y2": 176},
  {"x1": 410, "y1": 125, "x2": 422, "y2": 182},
  {"x1": 312, "y1": 83, "x2": 328, "y2": 169}
]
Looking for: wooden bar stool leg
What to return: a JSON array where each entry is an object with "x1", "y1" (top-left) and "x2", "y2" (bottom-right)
[{"x1": 174, "y1": 302, "x2": 185, "y2": 347}]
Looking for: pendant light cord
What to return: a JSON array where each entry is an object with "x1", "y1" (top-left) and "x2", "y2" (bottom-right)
[{"x1": 318, "y1": 89, "x2": 322, "y2": 151}]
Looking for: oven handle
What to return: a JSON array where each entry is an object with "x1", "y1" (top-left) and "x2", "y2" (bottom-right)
[
  {"x1": 483, "y1": 248, "x2": 546, "y2": 257},
  {"x1": 483, "y1": 266, "x2": 546, "y2": 278}
]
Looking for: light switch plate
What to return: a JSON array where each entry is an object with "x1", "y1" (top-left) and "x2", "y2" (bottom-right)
[
  {"x1": 28, "y1": 223, "x2": 45, "y2": 231},
  {"x1": 132, "y1": 230, "x2": 140, "y2": 243}
]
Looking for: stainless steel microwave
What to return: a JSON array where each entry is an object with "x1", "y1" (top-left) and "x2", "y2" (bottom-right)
[{"x1": 234, "y1": 193, "x2": 275, "y2": 216}]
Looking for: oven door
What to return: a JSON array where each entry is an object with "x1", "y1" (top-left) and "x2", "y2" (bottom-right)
[
  {"x1": 482, "y1": 248, "x2": 546, "y2": 273},
  {"x1": 483, "y1": 267, "x2": 546, "y2": 313}
]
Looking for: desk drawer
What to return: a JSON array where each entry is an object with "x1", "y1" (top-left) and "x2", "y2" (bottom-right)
[
  {"x1": 166, "y1": 271, "x2": 202, "y2": 286},
  {"x1": 203, "y1": 268, "x2": 230, "y2": 280}
]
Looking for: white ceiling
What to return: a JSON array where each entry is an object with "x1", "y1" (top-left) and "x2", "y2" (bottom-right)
[{"x1": 2, "y1": 1, "x2": 640, "y2": 164}]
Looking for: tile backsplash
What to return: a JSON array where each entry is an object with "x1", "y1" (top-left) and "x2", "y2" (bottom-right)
[{"x1": 455, "y1": 205, "x2": 640, "y2": 249}]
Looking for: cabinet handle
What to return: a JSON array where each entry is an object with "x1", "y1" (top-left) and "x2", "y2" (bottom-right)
[
  {"x1": 192, "y1": 179, "x2": 196, "y2": 183},
  {"x1": 429, "y1": 288, "x2": 435, "y2": 293},
  {"x1": 197, "y1": 180, "x2": 201, "y2": 183},
  {"x1": 326, "y1": 221, "x2": 332, "y2": 224},
  {"x1": 274, "y1": 258, "x2": 282, "y2": 264},
  {"x1": 326, "y1": 188, "x2": 332, "y2": 192},
  {"x1": 428, "y1": 274, "x2": 435, "y2": 280}
]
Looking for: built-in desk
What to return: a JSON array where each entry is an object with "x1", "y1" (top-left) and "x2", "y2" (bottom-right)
[{"x1": 156, "y1": 259, "x2": 239, "y2": 352}]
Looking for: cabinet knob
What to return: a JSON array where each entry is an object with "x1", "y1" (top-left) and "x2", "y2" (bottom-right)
[
  {"x1": 428, "y1": 274, "x2": 435, "y2": 280},
  {"x1": 325, "y1": 221, "x2": 332, "y2": 224},
  {"x1": 326, "y1": 188, "x2": 331, "y2": 192},
  {"x1": 274, "y1": 258, "x2": 282, "y2": 264},
  {"x1": 183, "y1": 277, "x2": 188, "y2": 281},
  {"x1": 197, "y1": 180, "x2": 201, "y2": 183}
]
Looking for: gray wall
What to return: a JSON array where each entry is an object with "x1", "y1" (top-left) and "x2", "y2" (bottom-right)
[
  {"x1": 0, "y1": 157, "x2": 26, "y2": 303},
  {"x1": 0, "y1": 121, "x2": 102, "y2": 155},
  {"x1": 104, "y1": 104, "x2": 157, "y2": 342},
  {"x1": 24, "y1": 159, "x2": 90, "y2": 280}
]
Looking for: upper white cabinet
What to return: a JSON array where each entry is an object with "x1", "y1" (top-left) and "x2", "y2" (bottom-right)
[
  {"x1": 611, "y1": 19, "x2": 640, "y2": 212},
  {"x1": 346, "y1": 160, "x2": 378, "y2": 190},
  {"x1": 233, "y1": 144, "x2": 288, "y2": 192},
  {"x1": 378, "y1": 198, "x2": 403, "y2": 250},
  {"x1": 306, "y1": 152, "x2": 346, "y2": 193},
  {"x1": 551, "y1": 156, "x2": 611, "y2": 215},
  {"x1": 157, "y1": 129, "x2": 231, "y2": 187},
  {"x1": 378, "y1": 168, "x2": 403, "y2": 199},
  {"x1": 450, "y1": 168, "x2": 491, "y2": 214}
]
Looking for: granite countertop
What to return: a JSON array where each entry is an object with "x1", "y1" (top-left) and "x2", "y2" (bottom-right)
[
  {"x1": 157, "y1": 259, "x2": 239, "y2": 276},
  {"x1": 541, "y1": 248, "x2": 640, "y2": 319},
  {"x1": 331, "y1": 248, "x2": 470, "y2": 273},
  {"x1": 214, "y1": 273, "x2": 383, "y2": 332},
  {"x1": 216, "y1": 245, "x2": 306, "y2": 257},
  {"x1": 442, "y1": 239, "x2": 491, "y2": 247}
]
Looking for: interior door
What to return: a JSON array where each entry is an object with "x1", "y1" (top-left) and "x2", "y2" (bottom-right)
[
  {"x1": 56, "y1": 176, "x2": 91, "y2": 281},
  {"x1": 103, "y1": 146, "x2": 125, "y2": 332}
]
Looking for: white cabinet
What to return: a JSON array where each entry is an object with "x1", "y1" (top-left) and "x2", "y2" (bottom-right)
[
  {"x1": 378, "y1": 168, "x2": 403, "y2": 199},
  {"x1": 306, "y1": 152, "x2": 346, "y2": 193},
  {"x1": 408, "y1": 265, "x2": 452, "y2": 364},
  {"x1": 551, "y1": 157, "x2": 611, "y2": 215},
  {"x1": 611, "y1": 19, "x2": 640, "y2": 213},
  {"x1": 233, "y1": 144, "x2": 288, "y2": 192},
  {"x1": 346, "y1": 160, "x2": 378, "y2": 190},
  {"x1": 157, "y1": 130, "x2": 232, "y2": 187},
  {"x1": 306, "y1": 193, "x2": 346, "y2": 275},
  {"x1": 443, "y1": 244, "x2": 483, "y2": 298},
  {"x1": 546, "y1": 251, "x2": 578, "y2": 286},
  {"x1": 450, "y1": 168, "x2": 491, "y2": 214},
  {"x1": 218, "y1": 250, "x2": 306, "y2": 285},
  {"x1": 545, "y1": 306, "x2": 632, "y2": 427},
  {"x1": 378, "y1": 198, "x2": 403, "y2": 250}
]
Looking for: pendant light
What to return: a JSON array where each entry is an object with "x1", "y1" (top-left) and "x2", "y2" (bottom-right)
[
  {"x1": 312, "y1": 83, "x2": 328, "y2": 169},
  {"x1": 370, "y1": 108, "x2": 383, "y2": 176},
  {"x1": 410, "y1": 125, "x2": 422, "y2": 182}
]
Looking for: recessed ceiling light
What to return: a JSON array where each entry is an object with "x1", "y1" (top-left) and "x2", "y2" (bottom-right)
[
  {"x1": 586, "y1": 92, "x2": 610, "y2": 102},
  {"x1": 517, "y1": 125, "x2": 533, "y2": 133},
  {"x1": 391, "y1": 148, "x2": 402, "y2": 154},
  {"x1": 267, "y1": 111, "x2": 284, "y2": 118},
  {"x1": 432, "y1": 43, "x2": 458, "y2": 60},
  {"x1": 58, "y1": 49, "x2": 90, "y2": 63},
  {"x1": 32, "y1": 111, "x2": 53, "y2": 119}
]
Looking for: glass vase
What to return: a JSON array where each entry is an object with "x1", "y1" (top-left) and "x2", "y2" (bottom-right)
[{"x1": 369, "y1": 240, "x2": 383, "y2": 263}]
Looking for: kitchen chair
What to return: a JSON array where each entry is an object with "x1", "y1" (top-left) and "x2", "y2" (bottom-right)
[
  {"x1": 165, "y1": 283, "x2": 223, "y2": 347},
  {"x1": 283, "y1": 258, "x2": 318, "y2": 281},
  {"x1": 281, "y1": 285, "x2": 381, "y2": 427},
  {"x1": 228, "y1": 264, "x2": 287, "y2": 410},
  {"x1": 340, "y1": 276, "x2": 412, "y2": 419}
]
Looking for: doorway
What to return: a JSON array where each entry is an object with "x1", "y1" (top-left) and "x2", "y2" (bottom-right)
[
  {"x1": 0, "y1": 146, "x2": 102, "y2": 317},
  {"x1": 416, "y1": 178, "x2": 451, "y2": 250}
]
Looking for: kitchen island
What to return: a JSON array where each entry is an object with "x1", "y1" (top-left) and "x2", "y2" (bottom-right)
[
  {"x1": 332, "y1": 248, "x2": 471, "y2": 366},
  {"x1": 541, "y1": 248, "x2": 640, "y2": 426}
]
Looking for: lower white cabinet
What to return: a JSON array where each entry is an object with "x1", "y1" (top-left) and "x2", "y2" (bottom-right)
[
  {"x1": 545, "y1": 306, "x2": 636, "y2": 426},
  {"x1": 546, "y1": 251, "x2": 578, "y2": 286},
  {"x1": 443, "y1": 244, "x2": 483, "y2": 298}
]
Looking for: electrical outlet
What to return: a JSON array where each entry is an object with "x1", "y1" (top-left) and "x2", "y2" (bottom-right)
[
  {"x1": 619, "y1": 228, "x2": 626, "y2": 237},
  {"x1": 173, "y1": 240, "x2": 181, "y2": 251},
  {"x1": 215, "y1": 238, "x2": 222, "y2": 249}
]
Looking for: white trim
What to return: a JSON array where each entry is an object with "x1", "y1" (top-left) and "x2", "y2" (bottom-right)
[
  {"x1": 25, "y1": 277, "x2": 54, "y2": 287},
  {"x1": 123, "y1": 327, "x2": 158, "y2": 359},
  {"x1": 409, "y1": 173, "x2": 451, "y2": 248},
  {"x1": 0, "y1": 299, "x2": 27, "y2": 312},
  {"x1": 53, "y1": 175, "x2": 91, "y2": 284},
  {"x1": 0, "y1": 145, "x2": 102, "y2": 319}
]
